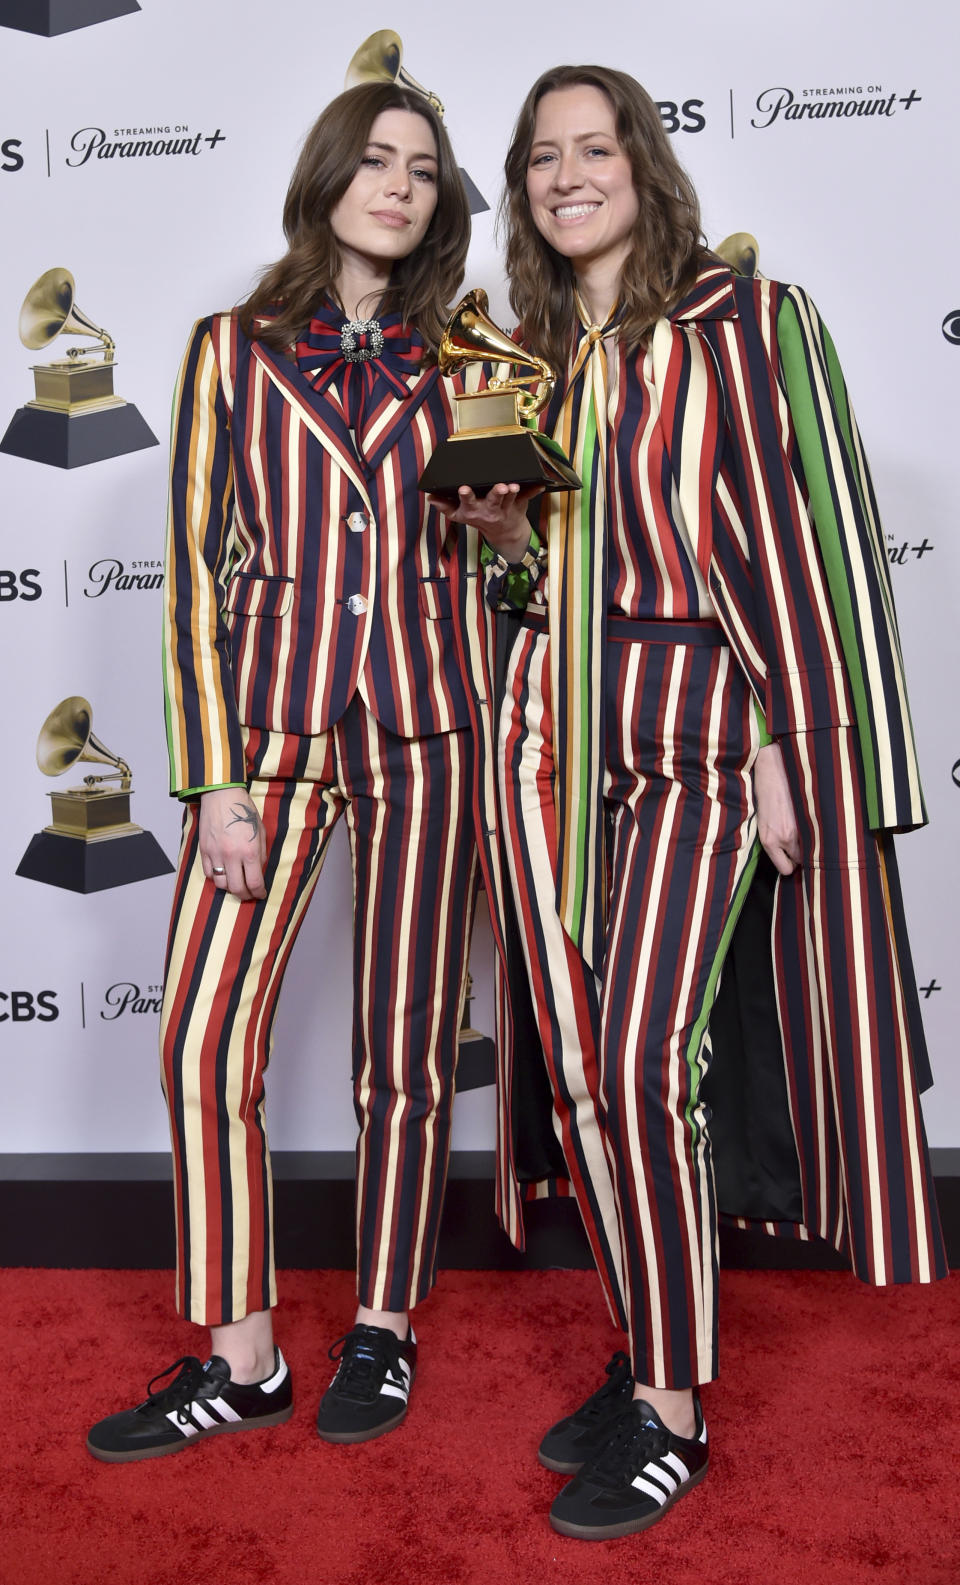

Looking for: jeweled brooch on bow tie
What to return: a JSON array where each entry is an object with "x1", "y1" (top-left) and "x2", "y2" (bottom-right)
[{"x1": 340, "y1": 319, "x2": 385, "y2": 362}]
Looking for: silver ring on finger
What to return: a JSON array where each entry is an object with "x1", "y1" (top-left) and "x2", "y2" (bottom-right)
[{"x1": 212, "y1": 866, "x2": 226, "y2": 875}]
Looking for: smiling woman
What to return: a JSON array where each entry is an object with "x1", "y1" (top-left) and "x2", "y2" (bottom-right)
[{"x1": 445, "y1": 60, "x2": 946, "y2": 1545}]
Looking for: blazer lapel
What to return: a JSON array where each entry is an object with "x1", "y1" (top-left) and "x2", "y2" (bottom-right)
[
  {"x1": 250, "y1": 340, "x2": 369, "y2": 498},
  {"x1": 358, "y1": 365, "x2": 443, "y2": 475}
]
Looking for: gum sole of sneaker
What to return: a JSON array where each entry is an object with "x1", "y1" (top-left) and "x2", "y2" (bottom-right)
[
  {"x1": 548, "y1": 1461, "x2": 709, "y2": 1540},
  {"x1": 538, "y1": 1450, "x2": 586, "y2": 1474},
  {"x1": 315, "y1": 1403, "x2": 408, "y2": 1444},
  {"x1": 85, "y1": 1403, "x2": 295, "y2": 1463}
]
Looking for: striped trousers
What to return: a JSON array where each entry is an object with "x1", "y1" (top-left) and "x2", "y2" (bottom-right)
[
  {"x1": 160, "y1": 699, "x2": 476, "y2": 1327},
  {"x1": 499, "y1": 618, "x2": 760, "y2": 1389}
]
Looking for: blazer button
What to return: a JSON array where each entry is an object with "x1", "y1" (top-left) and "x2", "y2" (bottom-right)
[
  {"x1": 346, "y1": 511, "x2": 372, "y2": 532},
  {"x1": 347, "y1": 594, "x2": 368, "y2": 615}
]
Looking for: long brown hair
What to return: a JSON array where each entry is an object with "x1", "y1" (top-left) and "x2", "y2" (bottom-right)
[
  {"x1": 239, "y1": 83, "x2": 470, "y2": 358},
  {"x1": 501, "y1": 65, "x2": 704, "y2": 371}
]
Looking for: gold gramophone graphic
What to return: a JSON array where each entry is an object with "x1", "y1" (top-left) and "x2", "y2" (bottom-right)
[
  {"x1": 16, "y1": 696, "x2": 174, "y2": 893},
  {"x1": 344, "y1": 29, "x2": 489, "y2": 216},
  {"x1": 715, "y1": 232, "x2": 760, "y2": 277},
  {"x1": 418, "y1": 289, "x2": 581, "y2": 495},
  {"x1": 0, "y1": 0, "x2": 140, "y2": 35},
  {"x1": 0, "y1": 268, "x2": 158, "y2": 469}
]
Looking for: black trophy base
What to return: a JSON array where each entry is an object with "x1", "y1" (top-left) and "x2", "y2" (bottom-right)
[
  {"x1": 0, "y1": 0, "x2": 140, "y2": 33},
  {"x1": 419, "y1": 431, "x2": 580, "y2": 495},
  {"x1": 456, "y1": 1035, "x2": 496, "y2": 1094},
  {"x1": 0, "y1": 402, "x2": 158, "y2": 469},
  {"x1": 16, "y1": 830, "x2": 174, "y2": 893}
]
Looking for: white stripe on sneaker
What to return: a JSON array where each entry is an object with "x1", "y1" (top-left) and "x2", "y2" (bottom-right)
[
  {"x1": 206, "y1": 1396, "x2": 242, "y2": 1423},
  {"x1": 165, "y1": 1410, "x2": 201, "y2": 1438},
  {"x1": 631, "y1": 1474, "x2": 671, "y2": 1504},
  {"x1": 189, "y1": 1404, "x2": 222, "y2": 1430},
  {"x1": 662, "y1": 1452, "x2": 691, "y2": 1482},
  {"x1": 261, "y1": 1350, "x2": 288, "y2": 1394}
]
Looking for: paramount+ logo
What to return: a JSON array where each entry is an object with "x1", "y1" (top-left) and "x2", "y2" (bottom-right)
[{"x1": 751, "y1": 83, "x2": 922, "y2": 129}]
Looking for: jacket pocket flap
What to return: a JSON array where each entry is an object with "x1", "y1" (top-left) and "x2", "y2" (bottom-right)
[{"x1": 223, "y1": 573, "x2": 294, "y2": 618}]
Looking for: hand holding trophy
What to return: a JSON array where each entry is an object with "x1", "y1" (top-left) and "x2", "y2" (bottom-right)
[{"x1": 418, "y1": 289, "x2": 580, "y2": 497}]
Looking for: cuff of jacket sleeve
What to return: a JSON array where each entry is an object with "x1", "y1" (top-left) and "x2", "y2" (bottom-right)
[{"x1": 175, "y1": 781, "x2": 247, "y2": 800}]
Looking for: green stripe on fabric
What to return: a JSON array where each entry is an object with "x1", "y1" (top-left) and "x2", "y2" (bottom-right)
[
  {"x1": 683, "y1": 840, "x2": 761, "y2": 1143},
  {"x1": 568, "y1": 395, "x2": 600, "y2": 935},
  {"x1": 777, "y1": 296, "x2": 879, "y2": 822},
  {"x1": 822, "y1": 327, "x2": 898, "y2": 640}
]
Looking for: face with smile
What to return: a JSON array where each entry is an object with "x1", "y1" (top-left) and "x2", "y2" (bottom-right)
[
  {"x1": 526, "y1": 84, "x2": 639, "y2": 281},
  {"x1": 330, "y1": 107, "x2": 439, "y2": 277}
]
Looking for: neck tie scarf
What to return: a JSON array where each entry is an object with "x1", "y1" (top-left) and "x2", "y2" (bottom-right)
[
  {"x1": 294, "y1": 300, "x2": 424, "y2": 435},
  {"x1": 546, "y1": 297, "x2": 618, "y2": 971}
]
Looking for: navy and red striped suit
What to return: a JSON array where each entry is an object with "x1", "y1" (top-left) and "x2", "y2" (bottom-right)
[
  {"x1": 475, "y1": 265, "x2": 945, "y2": 1387},
  {"x1": 160, "y1": 310, "x2": 487, "y2": 1325}
]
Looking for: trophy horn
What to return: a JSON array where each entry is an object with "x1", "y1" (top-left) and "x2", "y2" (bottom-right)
[
  {"x1": 439, "y1": 290, "x2": 555, "y2": 417},
  {"x1": 36, "y1": 696, "x2": 131, "y2": 781},
  {"x1": 18, "y1": 268, "x2": 115, "y2": 361},
  {"x1": 714, "y1": 232, "x2": 759, "y2": 277},
  {"x1": 345, "y1": 29, "x2": 444, "y2": 116}
]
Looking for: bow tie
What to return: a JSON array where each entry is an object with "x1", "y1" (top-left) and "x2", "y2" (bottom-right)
[{"x1": 295, "y1": 303, "x2": 424, "y2": 433}]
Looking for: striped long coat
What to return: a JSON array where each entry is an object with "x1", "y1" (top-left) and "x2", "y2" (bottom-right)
[{"x1": 470, "y1": 264, "x2": 945, "y2": 1284}]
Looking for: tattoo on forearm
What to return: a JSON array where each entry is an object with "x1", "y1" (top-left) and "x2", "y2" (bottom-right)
[{"x1": 226, "y1": 803, "x2": 261, "y2": 843}]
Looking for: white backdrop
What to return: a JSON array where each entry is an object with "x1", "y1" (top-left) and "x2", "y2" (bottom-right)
[{"x1": 0, "y1": 0, "x2": 957, "y2": 1158}]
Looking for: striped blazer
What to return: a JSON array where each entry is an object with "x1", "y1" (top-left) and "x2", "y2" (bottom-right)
[
  {"x1": 163, "y1": 311, "x2": 480, "y2": 794},
  {"x1": 478, "y1": 264, "x2": 934, "y2": 1260}
]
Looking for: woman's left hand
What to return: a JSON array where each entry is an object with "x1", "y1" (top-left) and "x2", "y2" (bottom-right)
[
  {"x1": 428, "y1": 482, "x2": 542, "y2": 564},
  {"x1": 753, "y1": 741, "x2": 802, "y2": 875}
]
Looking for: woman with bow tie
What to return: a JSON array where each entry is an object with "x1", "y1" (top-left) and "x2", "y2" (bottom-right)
[{"x1": 88, "y1": 82, "x2": 481, "y2": 1461}]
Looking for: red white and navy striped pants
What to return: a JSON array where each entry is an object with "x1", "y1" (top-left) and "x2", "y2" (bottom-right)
[
  {"x1": 499, "y1": 616, "x2": 760, "y2": 1389},
  {"x1": 160, "y1": 698, "x2": 476, "y2": 1327}
]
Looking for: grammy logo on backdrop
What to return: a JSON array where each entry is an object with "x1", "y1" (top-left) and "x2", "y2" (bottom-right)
[
  {"x1": 0, "y1": 1, "x2": 140, "y2": 36},
  {"x1": 344, "y1": 29, "x2": 489, "y2": 216},
  {"x1": 16, "y1": 696, "x2": 173, "y2": 893},
  {"x1": 0, "y1": 267, "x2": 158, "y2": 468}
]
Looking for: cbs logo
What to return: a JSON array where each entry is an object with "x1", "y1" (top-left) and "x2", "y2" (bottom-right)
[
  {"x1": 658, "y1": 99, "x2": 706, "y2": 134},
  {"x1": 0, "y1": 570, "x2": 42, "y2": 601},
  {"x1": 0, "y1": 990, "x2": 59, "y2": 1022},
  {"x1": 2, "y1": 138, "x2": 24, "y2": 173}
]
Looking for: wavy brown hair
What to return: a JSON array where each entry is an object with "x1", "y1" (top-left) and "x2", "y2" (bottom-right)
[
  {"x1": 238, "y1": 83, "x2": 470, "y2": 359},
  {"x1": 501, "y1": 65, "x2": 705, "y2": 370}
]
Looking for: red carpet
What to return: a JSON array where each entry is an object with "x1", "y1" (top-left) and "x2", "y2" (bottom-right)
[{"x1": 3, "y1": 1267, "x2": 958, "y2": 1585}]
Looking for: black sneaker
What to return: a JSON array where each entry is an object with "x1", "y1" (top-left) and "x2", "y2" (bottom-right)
[
  {"x1": 86, "y1": 1349, "x2": 293, "y2": 1463},
  {"x1": 549, "y1": 1398, "x2": 709, "y2": 1539},
  {"x1": 316, "y1": 1324, "x2": 416, "y2": 1443},
  {"x1": 538, "y1": 1350, "x2": 635, "y2": 1473}
]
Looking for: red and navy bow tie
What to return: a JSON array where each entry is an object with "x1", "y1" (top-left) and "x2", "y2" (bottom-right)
[{"x1": 295, "y1": 303, "x2": 424, "y2": 431}]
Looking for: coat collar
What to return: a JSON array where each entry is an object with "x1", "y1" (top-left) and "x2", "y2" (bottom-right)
[{"x1": 668, "y1": 261, "x2": 740, "y2": 324}]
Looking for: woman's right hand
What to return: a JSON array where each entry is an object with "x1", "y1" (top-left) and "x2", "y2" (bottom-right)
[
  {"x1": 428, "y1": 481, "x2": 541, "y2": 563},
  {"x1": 198, "y1": 788, "x2": 268, "y2": 901}
]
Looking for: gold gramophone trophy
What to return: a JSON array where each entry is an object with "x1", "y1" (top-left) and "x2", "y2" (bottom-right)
[
  {"x1": 0, "y1": 0, "x2": 139, "y2": 35},
  {"x1": 715, "y1": 232, "x2": 760, "y2": 277},
  {"x1": 16, "y1": 697, "x2": 173, "y2": 893},
  {"x1": 344, "y1": 29, "x2": 489, "y2": 215},
  {"x1": 418, "y1": 289, "x2": 581, "y2": 496},
  {"x1": 0, "y1": 268, "x2": 158, "y2": 468}
]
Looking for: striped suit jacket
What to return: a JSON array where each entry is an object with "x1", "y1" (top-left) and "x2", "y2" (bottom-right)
[
  {"x1": 163, "y1": 311, "x2": 480, "y2": 794},
  {"x1": 477, "y1": 264, "x2": 935, "y2": 1264}
]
